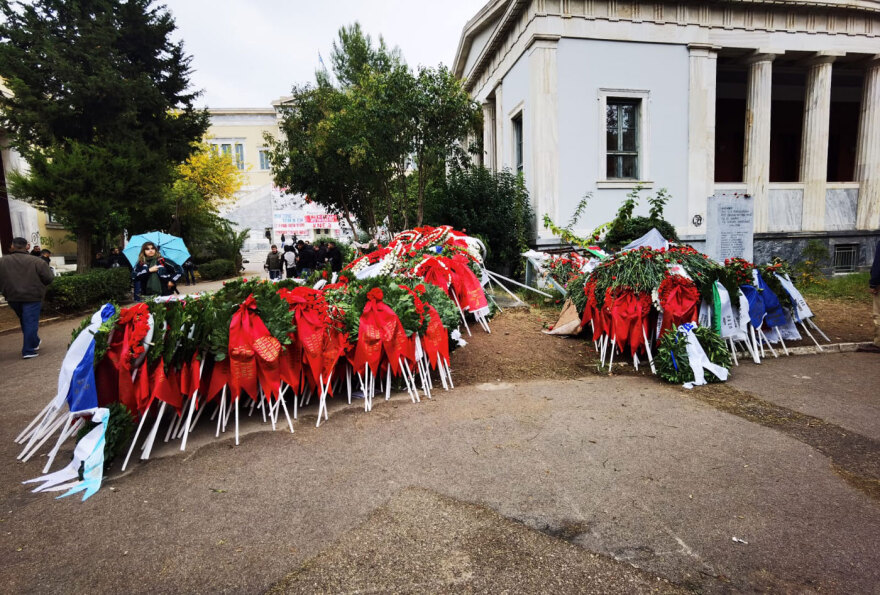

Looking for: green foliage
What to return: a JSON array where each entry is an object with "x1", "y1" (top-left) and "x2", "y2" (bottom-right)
[
  {"x1": 45, "y1": 268, "x2": 130, "y2": 313},
  {"x1": 567, "y1": 273, "x2": 589, "y2": 315},
  {"x1": 269, "y1": 22, "x2": 479, "y2": 235},
  {"x1": 0, "y1": 0, "x2": 209, "y2": 270},
  {"x1": 794, "y1": 239, "x2": 829, "y2": 288},
  {"x1": 198, "y1": 259, "x2": 237, "y2": 280},
  {"x1": 601, "y1": 185, "x2": 680, "y2": 251},
  {"x1": 424, "y1": 167, "x2": 534, "y2": 276},
  {"x1": 801, "y1": 271, "x2": 871, "y2": 303},
  {"x1": 419, "y1": 283, "x2": 460, "y2": 331},
  {"x1": 589, "y1": 249, "x2": 668, "y2": 306},
  {"x1": 75, "y1": 402, "x2": 136, "y2": 468},
  {"x1": 655, "y1": 327, "x2": 731, "y2": 385}
]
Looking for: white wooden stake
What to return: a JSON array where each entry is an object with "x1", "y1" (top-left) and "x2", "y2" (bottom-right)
[{"x1": 122, "y1": 402, "x2": 153, "y2": 471}]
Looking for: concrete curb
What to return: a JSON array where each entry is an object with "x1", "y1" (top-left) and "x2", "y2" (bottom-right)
[{"x1": 783, "y1": 341, "x2": 873, "y2": 355}]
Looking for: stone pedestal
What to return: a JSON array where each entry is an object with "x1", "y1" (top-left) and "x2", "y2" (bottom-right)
[
  {"x1": 687, "y1": 44, "x2": 719, "y2": 235},
  {"x1": 743, "y1": 53, "x2": 776, "y2": 233},
  {"x1": 800, "y1": 56, "x2": 835, "y2": 231},
  {"x1": 856, "y1": 56, "x2": 880, "y2": 230}
]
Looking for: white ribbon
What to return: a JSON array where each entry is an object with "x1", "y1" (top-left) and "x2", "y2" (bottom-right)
[
  {"x1": 679, "y1": 324, "x2": 729, "y2": 387},
  {"x1": 775, "y1": 273, "x2": 813, "y2": 321},
  {"x1": 714, "y1": 282, "x2": 743, "y2": 340}
]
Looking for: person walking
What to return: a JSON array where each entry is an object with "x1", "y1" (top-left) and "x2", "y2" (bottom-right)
[
  {"x1": 265, "y1": 245, "x2": 283, "y2": 281},
  {"x1": 0, "y1": 237, "x2": 55, "y2": 359},
  {"x1": 283, "y1": 244, "x2": 297, "y2": 279},
  {"x1": 182, "y1": 257, "x2": 197, "y2": 286}
]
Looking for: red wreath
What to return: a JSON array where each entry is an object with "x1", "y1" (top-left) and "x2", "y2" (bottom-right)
[{"x1": 658, "y1": 274, "x2": 700, "y2": 335}]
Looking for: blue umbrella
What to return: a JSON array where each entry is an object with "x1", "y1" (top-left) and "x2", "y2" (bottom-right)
[{"x1": 124, "y1": 231, "x2": 191, "y2": 268}]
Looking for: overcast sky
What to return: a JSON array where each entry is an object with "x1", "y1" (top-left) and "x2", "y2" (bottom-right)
[{"x1": 162, "y1": 0, "x2": 484, "y2": 108}]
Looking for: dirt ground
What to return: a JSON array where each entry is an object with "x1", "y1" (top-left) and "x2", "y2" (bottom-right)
[{"x1": 450, "y1": 296, "x2": 874, "y2": 386}]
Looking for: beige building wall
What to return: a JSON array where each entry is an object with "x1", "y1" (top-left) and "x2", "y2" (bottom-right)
[{"x1": 206, "y1": 108, "x2": 279, "y2": 190}]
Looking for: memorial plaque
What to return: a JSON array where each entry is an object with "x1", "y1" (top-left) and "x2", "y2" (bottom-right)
[{"x1": 706, "y1": 193, "x2": 754, "y2": 263}]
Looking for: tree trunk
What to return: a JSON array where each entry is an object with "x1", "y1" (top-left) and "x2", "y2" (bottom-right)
[
  {"x1": 76, "y1": 231, "x2": 92, "y2": 273},
  {"x1": 339, "y1": 192, "x2": 359, "y2": 240},
  {"x1": 417, "y1": 166, "x2": 426, "y2": 227},
  {"x1": 398, "y1": 163, "x2": 409, "y2": 230}
]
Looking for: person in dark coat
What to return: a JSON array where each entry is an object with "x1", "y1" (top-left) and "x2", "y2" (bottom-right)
[
  {"x1": 315, "y1": 243, "x2": 328, "y2": 269},
  {"x1": 326, "y1": 241, "x2": 343, "y2": 273},
  {"x1": 182, "y1": 257, "x2": 197, "y2": 285},
  {"x1": 295, "y1": 240, "x2": 315, "y2": 278},
  {"x1": 866, "y1": 240, "x2": 880, "y2": 352},
  {"x1": 0, "y1": 237, "x2": 54, "y2": 358},
  {"x1": 93, "y1": 251, "x2": 109, "y2": 268},
  {"x1": 108, "y1": 247, "x2": 125, "y2": 268},
  {"x1": 134, "y1": 242, "x2": 182, "y2": 297}
]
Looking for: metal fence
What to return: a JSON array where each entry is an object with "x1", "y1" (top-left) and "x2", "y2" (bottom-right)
[{"x1": 832, "y1": 243, "x2": 858, "y2": 274}]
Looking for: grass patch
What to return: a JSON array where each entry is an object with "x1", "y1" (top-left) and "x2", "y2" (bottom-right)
[{"x1": 800, "y1": 272, "x2": 871, "y2": 303}]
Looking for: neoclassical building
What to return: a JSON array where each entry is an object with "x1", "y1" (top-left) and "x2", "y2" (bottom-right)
[{"x1": 454, "y1": 0, "x2": 880, "y2": 269}]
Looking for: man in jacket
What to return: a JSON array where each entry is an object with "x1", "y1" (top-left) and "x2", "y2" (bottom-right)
[
  {"x1": 265, "y1": 245, "x2": 283, "y2": 281},
  {"x1": 0, "y1": 237, "x2": 54, "y2": 359}
]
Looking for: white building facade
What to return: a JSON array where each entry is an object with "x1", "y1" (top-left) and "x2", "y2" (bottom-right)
[{"x1": 455, "y1": 0, "x2": 880, "y2": 269}]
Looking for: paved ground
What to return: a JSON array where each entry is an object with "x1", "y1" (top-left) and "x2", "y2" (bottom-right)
[{"x1": 1, "y1": 300, "x2": 879, "y2": 593}]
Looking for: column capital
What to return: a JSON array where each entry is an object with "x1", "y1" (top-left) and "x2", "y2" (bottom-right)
[
  {"x1": 687, "y1": 43, "x2": 721, "y2": 56},
  {"x1": 802, "y1": 51, "x2": 845, "y2": 67},
  {"x1": 867, "y1": 54, "x2": 880, "y2": 69},
  {"x1": 743, "y1": 50, "x2": 784, "y2": 65},
  {"x1": 526, "y1": 34, "x2": 560, "y2": 53}
]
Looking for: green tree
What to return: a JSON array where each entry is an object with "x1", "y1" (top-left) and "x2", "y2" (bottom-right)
[
  {"x1": 0, "y1": 0, "x2": 209, "y2": 271},
  {"x1": 425, "y1": 167, "x2": 534, "y2": 276},
  {"x1": 269, "y1": 23, "x2": 479, "y2": 235},
  {"x1": 411, "y1": 65, "x2": 480, "y2": 226}
]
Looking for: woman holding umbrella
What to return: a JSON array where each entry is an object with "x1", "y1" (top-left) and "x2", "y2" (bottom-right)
[{"x1": 134, "y1": 242, "x2": 182, "y2": 297}]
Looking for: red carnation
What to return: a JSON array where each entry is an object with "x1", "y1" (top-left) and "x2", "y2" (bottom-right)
[
  {"x1": 415, "y1": 284, "x2": 426, "y2": 294},
  {"x1": 367, "y1": 287, "x2": 384, "y2": 302}
]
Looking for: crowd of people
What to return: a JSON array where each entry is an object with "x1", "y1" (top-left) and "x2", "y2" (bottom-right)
[{"x1": 265, "y1": 238, "x2": 343, "y2": 280}]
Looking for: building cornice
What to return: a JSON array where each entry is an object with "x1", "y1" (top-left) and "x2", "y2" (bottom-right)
[{"x1": 456, "y1": 0, "x2": 880, "y2": 93}]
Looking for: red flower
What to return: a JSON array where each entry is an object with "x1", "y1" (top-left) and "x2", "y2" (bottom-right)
[
  {"x1": 339, "y1": 275, "x2": 349, "y2": 284},
  {"x1": 415, "y1": 284, "x2": 426, "y2": 294},
  {"x1": 322, "y1": 270, "x2": 328, "y2": 279},
  {"x1": 367, "y1": 287, "x2": 384, "y2": 302}
]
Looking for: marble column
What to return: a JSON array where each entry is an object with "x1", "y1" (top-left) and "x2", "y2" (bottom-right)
[
  {"x1": 799, "y1": 55, "x2": 835, "y2": 231},
  {"x1": 528, "y1": 36, "x2": 560, "y2": 239},
  {"x1": 687, "y1": 43, "x2": 719, "y2": 236},
  {"x1": 482, "y1": 101, "x2": 496, "y2": 171},
  {"x1": 856, "y1": 56, "x2": 880, "y2": 230},
  {"x1": 494, "y1": 85, "x2": 504, "y2": 171},
  {"x1": 743, "y1": 53, "x2": 776, "y2": 233}
]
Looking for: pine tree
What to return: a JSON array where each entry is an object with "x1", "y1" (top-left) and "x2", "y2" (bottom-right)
[{"x1": 0, "y1": 0, "x2": 209, "y2": 270}]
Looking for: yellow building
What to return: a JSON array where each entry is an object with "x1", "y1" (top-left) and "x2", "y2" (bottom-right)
[{"x1": 207, "y1": 106, "x2": 346, "y2": 259}]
